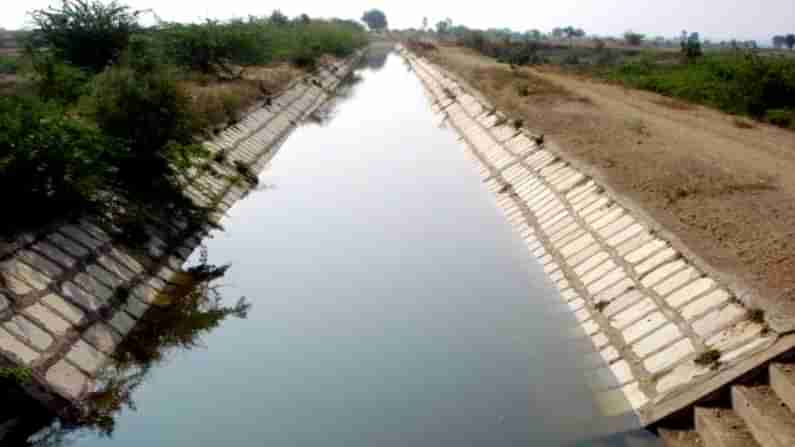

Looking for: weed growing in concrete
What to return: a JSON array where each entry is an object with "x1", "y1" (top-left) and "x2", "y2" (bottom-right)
[
  {"x1": 694, "y1": 349, "x2": 721, "y2": 367},
  {"x1": 233, "y1": 161, "x2": 259, "y2": 186},
  {"x1": 0, "y1": 367, "x2": 33, "y2": 384},
  {"x1": 747, "y1": 308, "x2": 765, "y2": 324}
]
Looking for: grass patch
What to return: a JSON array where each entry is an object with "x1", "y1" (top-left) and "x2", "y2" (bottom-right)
[
  {"x1": 601, "y1": 53, "x2": 795, "y2": 128},
  {"x1": 694, "y1": 349, "x2": 721, "y2": 367},
  {"x1": 0, "y1": 367, "x2": 33, "y2": 384}
]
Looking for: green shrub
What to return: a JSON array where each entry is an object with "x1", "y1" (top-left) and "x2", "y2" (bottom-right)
[
  {"x1": 82, "y1": 65, "x2": 206, "y2": 190},
  {"x1": 766, "y1": 109, "x2": 794, "y2": 127},
  {"x1": 30, "y1": 0, "x2": 140, "y2": 72},
  {"x1": 31, "y1": 54, "x2": 90, "y2": 104},
  {"x1": 0, "y1": 55, "x2": 19, "y2": 74},
  {"x1": 0, "y1": 95, "x2": 123, "y2": 233},
  {"x1": 604, "y1": 53, "x2": 795, "y2": 122}
]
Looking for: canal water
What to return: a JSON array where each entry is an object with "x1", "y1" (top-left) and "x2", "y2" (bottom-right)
[{"x1": 57, "y1": 49, "x2": 659, "y2": 446}]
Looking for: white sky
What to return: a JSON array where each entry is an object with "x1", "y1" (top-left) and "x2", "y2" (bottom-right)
[{"x1": 3, "y1": 0, "x2": 794, "y2": 43}]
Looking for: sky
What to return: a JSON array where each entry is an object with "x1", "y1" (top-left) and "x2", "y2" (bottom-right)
[{"x1": 3, "y1": 0, "x2": 794, "y2": 43}]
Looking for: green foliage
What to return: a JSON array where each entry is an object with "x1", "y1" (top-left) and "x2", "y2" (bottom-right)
[
  {"x1": 31, "y1": 53, "x2": 91, "y2": 103},
  {"x1": 361, "y1": 9, "x2": 388, "y2": 31},
  {"x1": 604, "y1": 52, "x2": 795, "y2": 126},
  {"x1": 624, "y1": 31, "x2": 644, "y2": 46},
  {"x1": 0, "y1": 55, "x2": 20, "y2": 74},
  {"x1": 0, "y1": 367, "x2": 34, "y2": 384},
  {"x1": 81, "y1": 65, "x2": 206, "y2": 189},
  {"x1": 681, "y1": 32, "x2": 703, "y2": 62},
  {"x1": 766, "y1": 109, "x2": 794, "y2": 128},
  {"x1": 29, "y1": 0, "x2": 140, "y2": 72},
  {"x1": 155, "y1": 18, "x2": 367, "y2": 73},
  {"x1": 156, "y1": 20, "x2": 265, "y2": 74},
  {"x1": 0, "y1": 95, "x2": 123, "y2": 233}
]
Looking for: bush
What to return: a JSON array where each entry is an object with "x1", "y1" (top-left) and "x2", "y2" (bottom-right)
[
  {"x1": 605, "y1": 53, "x2": 795, "y2": 122},
  {"x1": 766, "y1": 109, "x2": 794, "y2": 127},
  {"x1": 31, "y1": 54, "x2": 91, "y2": 104},
  {"x1": 82, "y1": 65, "x2": 206, "y2": 190},
  {"x1": 0, "y1": 95, "x2": 123, "y2": 233},
  {"x1": 30, "y1": 0, "x2": 140, "y2": 72},
  {"x1": 0, "y1": 55, "x2": 19, "y2": 74}
]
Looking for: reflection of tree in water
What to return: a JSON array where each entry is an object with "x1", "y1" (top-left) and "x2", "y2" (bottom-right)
[
  {"x1": 363, "y1": 48, "x2": 390, "y2": 70},
  {"x1": 4, "y1": 247, "x2": 250, "y2": 446},
  {"x1": 305, "y1": 72, "x2": 365, "y2": 126}
]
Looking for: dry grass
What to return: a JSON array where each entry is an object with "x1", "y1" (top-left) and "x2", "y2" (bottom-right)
[
  {"x1": 733, "y1": 118, "x2": 756, "y2": 129},
  {"x1": 653, "y1": 97, "x2": 695, "y2": 111},
  {"x1": 183, "y1": 63, "x2": 305, "y2": 131}
]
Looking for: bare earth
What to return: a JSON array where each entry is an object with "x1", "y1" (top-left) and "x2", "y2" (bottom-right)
[{"x1": 429, "y1": 46, "x2": 795, "y2": 323}]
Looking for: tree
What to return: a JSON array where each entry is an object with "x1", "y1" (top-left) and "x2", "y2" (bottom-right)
[
  {"x1": 786, "y1": 34, "x2": 795, "y2": 51},
  {"x1": 269, "y1": 9, "x2": 289, "y2": 25},
  {"x1": 30, "y1": 0, "x2": 141, "y2": 72},
  {"x1": 773, "y1": 35, "x2": 786, "y2": 49},
  {"x1": 436, "y1": 18, "x2": 452, "y2": 34},
  {"x1": 681, "y1": 31, "x2": 703, "y2": 62},
  {"x1": 361, "y1": 9, "x2": 387, "y2": 31},
  {"x1": 624, "y1": 31, "x2": 644, "y2": 46}
]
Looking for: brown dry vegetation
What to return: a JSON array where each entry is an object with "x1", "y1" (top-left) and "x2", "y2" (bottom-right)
[
  {"x1": 182, "y1": 62, "x2": 306, "y2": 131},
  {"x1": 427, "y1": 45, "x2": 795, "y2": 316}
]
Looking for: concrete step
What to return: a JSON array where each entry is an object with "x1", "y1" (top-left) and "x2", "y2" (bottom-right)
[
  {"x1": 659, "y1": 428, "x2": 703, "y2": 447},
  {"x1": 695, "y1": 407, "x2": 760, "y2": 447},
  {"x1": 770, "y1": 363, "x2": 795, "y2": 414},
  {"x1": 732, "y1": 385, "x2": 795, "y2": 447}
]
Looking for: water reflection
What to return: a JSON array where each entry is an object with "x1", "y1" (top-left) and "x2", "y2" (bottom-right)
[
  {"x1": 307, "y1": 45, "x2": 391, "y2": 127},
  {"x1": 1, "y1": 247, "x2": 249, "y2": 445}
]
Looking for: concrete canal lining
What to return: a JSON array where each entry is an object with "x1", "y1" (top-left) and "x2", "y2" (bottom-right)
[
  {"x1": 400, "y1": 45, "x2": 795, "y2": 426},
  {"x1": 0, "y1": 51, "x2": 363, "y2": 415}
]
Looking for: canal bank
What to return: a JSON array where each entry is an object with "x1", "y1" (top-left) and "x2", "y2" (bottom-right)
[
  {"x1": 0, "y1": 49, "x2": 363, "y2": 425},
  {"x1": 399, "y1": 45, "x2": 795, "y2": 432},
  {"x1": 5, "y1": 45, "x2": 661, "y2": 445}
]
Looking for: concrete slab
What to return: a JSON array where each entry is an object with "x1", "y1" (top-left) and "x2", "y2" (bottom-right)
[
  {"x1": 695, "y1": 407, "x2": 760, "y2": 447},
  {"x1": 0, "y1": 326, "x2": 39, "y2": 365},
  {"x1": 732, "y1": 385, "x2": 795, "y2": 447}
]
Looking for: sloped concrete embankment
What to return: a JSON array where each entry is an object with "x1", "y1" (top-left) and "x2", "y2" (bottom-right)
[
  {"x1": 0, "y1": 51, "x2": 363, "y2": 415},
  {"x1": 400, "y1": 47, "x2": 795, "y2": 427}
]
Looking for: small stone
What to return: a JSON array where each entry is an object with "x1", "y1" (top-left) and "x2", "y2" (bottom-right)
[
  {"x1": 123, "y1": 297, "x2": 150, "y2": 318},
  {"x1": 24, "y1": 303, "x2": 72, "y2": 335},
  {"x1": 32, "y1": 242, "x2": 77, "y2": 269},
  {"x1": 42, "y1": 293, "x2": 86, "y2": 324},
  {"x1": 0, "y1": 326, "x2": 39, "y2": 365},
  {"x1": 61, "y1": 281, "x2": 106, "y2": 313},
  {"x1": 3, "y1": 315, "x2": 53, "y2": 351},
  {"x1": 108, "y1": 311, "x2": 137, "y2": 336},
  {"x1": 66, "y1": 339, "x2": 108, "y2": 375},
  {"x1": 83, "y1": 323, "x2": 122, "y2": 354},
  {"x1": 73, "y1": 273, "x2": 113, "y2": 301},
  {"x1": 60, "y1": 226, "x2": 102, "y2": 250},
  {"x1": 86, "y1": 264, "x2": 125, "y2": 289},
  {"x1": 0, "y1": 261, "x2": 51, "y2": 291},
  {"x1": 18, "y1": 250, "x2": 64, "y2": 278},
  {"x1": 0, "y1": 293, "x2": 8, "y2": 312},
  {"x1": 47, "y1": 233, "x2": 89, "y2": 258},
  {"x1": 47, "y1": 360, "x2": 90, "y2": 399}
]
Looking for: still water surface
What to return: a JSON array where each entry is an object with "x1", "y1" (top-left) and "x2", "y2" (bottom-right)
[{"x1": 69, "y1": 50, "x2": 660, "y2": 446}]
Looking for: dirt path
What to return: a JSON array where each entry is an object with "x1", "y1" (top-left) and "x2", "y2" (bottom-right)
[{"x1": 429, "y1": 46, "x2": 795, "y2": 324}]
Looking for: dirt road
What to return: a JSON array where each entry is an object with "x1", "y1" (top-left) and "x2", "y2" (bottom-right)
[{"x1": 429, "y1": 46, "x2": 795, "y2": 324}]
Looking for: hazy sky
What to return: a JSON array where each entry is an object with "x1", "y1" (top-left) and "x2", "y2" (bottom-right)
[{"x1": 3, "y1": 0, "x2": 793, "y2": 42}]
